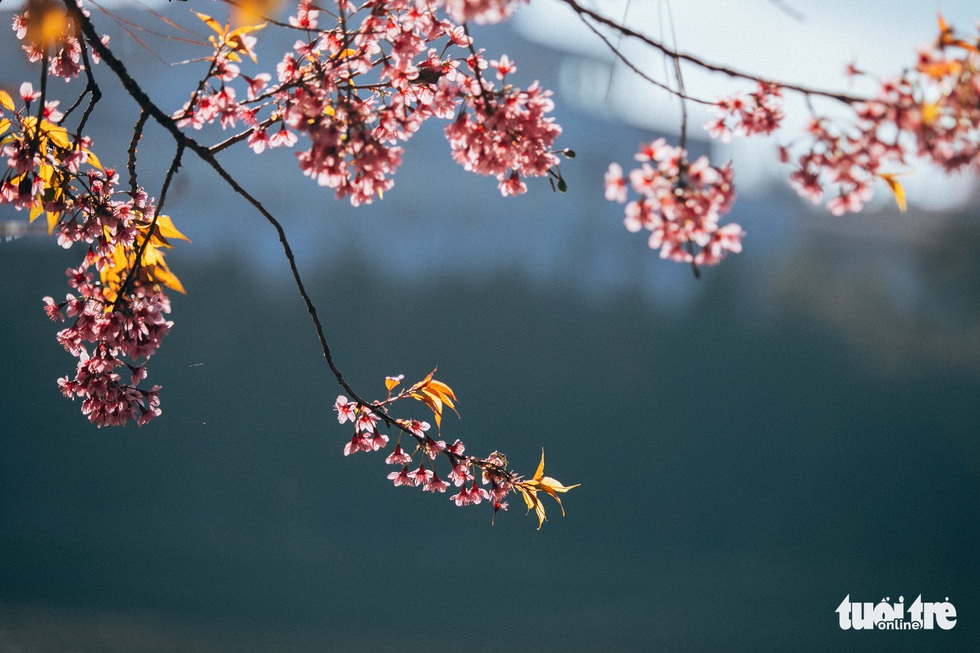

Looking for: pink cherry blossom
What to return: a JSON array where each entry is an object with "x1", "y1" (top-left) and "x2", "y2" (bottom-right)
[
  {"x1": 387, "y1": 466, "x2": 414, "y2": 487},
  {"x1": 334, "y1": 395, "x2": 357, "y2": 424},
  {"x1": 385, "y1": 442, "x2": 413, "y2": 466}
]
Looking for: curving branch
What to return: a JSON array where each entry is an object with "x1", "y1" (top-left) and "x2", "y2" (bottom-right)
[{"x1": 559, "y1": 0, "x2": 869, "y2": 105}]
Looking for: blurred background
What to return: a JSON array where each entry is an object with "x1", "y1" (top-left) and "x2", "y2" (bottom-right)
[{"x1": 1, "y1": 1, "x2": 979, "y2": 651}]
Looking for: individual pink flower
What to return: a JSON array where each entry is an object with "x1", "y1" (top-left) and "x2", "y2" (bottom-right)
[
  {"x1": 449, "y1": 461, "x2": 473, "y2": 487},
  {"x1": 604, "y1": 163, "x2": 627, "y2": 203},
  {"x1": 344, "y1": 432, "x2": 374, "y2": 456},
  {"x1": 446, "y1": 439, "x2": 465, "y2": 456},
  {"x1": 355, "y1": 407, "x2": 380, "y2": 433},
  {"x1": 385, "y1": 442, "x2": 413, "y2": 466},
  {"x1": 402, "y1": 419, "x2": 430, "y2": 436},
  {"x1": 368, "y1": 432, "x2": 389, "y2": 451},
  {"x1": 490, "y1": 54, "x2": 516, "y2": 79},
  {"x1": 424, "y1": 469, "x2": 450, "y2": 493},
  {"x1": 408, "y1": 462, "x2": 434, "y2": 487},
  {"x1": 334, "y1": 395, "x2": 356, "y2": 424},
  {"x1": 387, "y1": 466, "x2": 414, "y2": 487},
  {"x1": 423, "y1": 436, "x2": 446, "y2": 460}
]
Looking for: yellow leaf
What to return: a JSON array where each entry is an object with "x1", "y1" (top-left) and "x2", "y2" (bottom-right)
[
  {"x1": 516, "y1": 449, "x2": 580, "y2": 528},
  {"x1": 385, "y1": 375, "x2": 403, "y2": 392},
  {"x1": 195, "y1": 12, "x2": 225, "y2": 36},
  {"x1": 0, "y1": 91, "x2": 14, "y2": 112},
  {"x1": 46, "y1": 209, "x2": 62, "y2": 231},
  {"x1": 30, "y1": 202, "x2": 43, "y2": 222},
  {"x1": 99, "y1": 219, "x2": 188, "y2": 303},
  {"x1": 43, "y1": 121, "x2": 71, "y2": 149},
  {"x1": 85, "y1": 149, "x2": 103, "y2": 170},
  {"x1": 428, "y1": 379, "x2": 458, "y2": 407},
  {"x1": 46, "y1": 208, "x2": 59, "y2": 235},
  {"x1": 919, "y1": 59, "x2": 962, "y2": 79},
  {"x1": 152, "y1": 214, "x2": 191, "y2": 243},
  {"x1": 0, "y1": 118, "x2": 10, "y2": 137},
  {"x1": 880, "y1": 173, "x2": 907, "y2": 213},
  {"x1": 38, "y1": 161, "x2": 54, "y2": 186},
  {"x1": 147, "y1": 261, "x2": 187, "y2": 295}
]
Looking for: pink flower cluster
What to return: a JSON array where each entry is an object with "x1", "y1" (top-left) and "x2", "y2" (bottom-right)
[
  {"x1": 706, "y1": 82, "x2": 785, "y2": 142},
  {"x1": 174, "y1": 0, "x2": 561, "y2": 204},
  {"x1": 781, "y1": 21, "x2": 979, "y2": 214},
  {"x1": 439, "y1": 0, "x2": 528, "y2": 25},
  {"x1": 605, "y1": 139, "x2": 743, "y2": 268},
  {"x1": 12, "y1": 5, "x2": 108, "y2": 81},
  {"x1": 334, "y1": 394, "x2": 513, "y2": 515},
  {"x1": 46, "y1": 272, "x2": 168, "y2": 428},
  {"x1": 907, "y1": 22, "x2": 980, "y2": 172},
  {"x1": 783, "y1": 114, "x2": 902, "y2": 215},
  {"x1": 40, "y1": 169, "x2": 172, "y2": 427},
  {"x1": 446, "y1": 78, "x2": 562, "y2": 196}
]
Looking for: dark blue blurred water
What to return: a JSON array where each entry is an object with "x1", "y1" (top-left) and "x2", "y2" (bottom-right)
[
  {"x1": 2, "y1": 5, "x2": 980, "y2": 652},
  {"x1": 2, "y1": 233, "x2": 979, "y2": 651}
]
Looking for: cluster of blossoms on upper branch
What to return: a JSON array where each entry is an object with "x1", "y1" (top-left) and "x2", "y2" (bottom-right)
[
  {"x1": 783, "y1": 16, "x2": 980, "y2": 215},
  {"x1": 605, "y1": 15, "x2": 980, "y2": 266},
  {"x1": 175, "y1": 0, "x2": 564, "y2": 204},
  {"x1": 335, "y1": 371, "x2": 577, "y2": 527}
]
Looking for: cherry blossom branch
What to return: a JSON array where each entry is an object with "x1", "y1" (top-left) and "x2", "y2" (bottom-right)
[
  {"x1": 208, "y1": 115, "x2": 277, "y2": 154},
  {"x1": 61, "y1": 0, "x2": 384, "y2": 424}
]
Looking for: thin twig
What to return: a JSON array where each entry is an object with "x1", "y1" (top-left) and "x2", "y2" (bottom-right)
[
  {"x1": 127, "y1": 109, "x2": 150, "y2": 195},
  {"x1": 74, "y1": 40, "x2": 102, "y2": 138},
  {"x1": 114, "y1": 142, "x2": 185, "y2": 308},
  {"x1": 559, "y1": 0, "x2": 868, "y2": 105},
  {"x1": 580, "y1": 14, "x2": 714, "y2": 106}
]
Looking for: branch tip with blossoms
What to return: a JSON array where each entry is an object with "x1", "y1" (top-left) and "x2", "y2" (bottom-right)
[{"x1": 335, "y1": 371, "x2": 578, "y2": 528}]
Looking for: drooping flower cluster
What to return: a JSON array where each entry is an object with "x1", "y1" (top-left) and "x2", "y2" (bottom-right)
[
  {"x1": 45, "y1": 266, "x2": 169, "y2": 427},
  {"x1": 605, "y1": 139, "x2": 743, "y2": 268},
  {"x1": 38, "y1": 165, "x2": 186, "y2": 427},
  {"x1": 1, "y1": 68, "x2": 185, "y2": 427},
  {"x1": 334, "y1": 371, "x2": 577, "y2": 527},
  {"x1": 173, "y1": 0, "x2": 563, "y2": 203},
  {"x1": 706, "y1": 82, "x2": 785, "y2": 142}
]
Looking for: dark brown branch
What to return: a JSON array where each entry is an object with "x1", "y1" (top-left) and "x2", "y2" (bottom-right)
[
  {"x1": 578, "y1": 14, "x2": 714, "y2": 106},
  {"x1": 559, "y1": 0, "x2": 869, "y2": 105},
  {"x1": 127, "y1": 109, "x2": 149, "y2": 195},
  {"x1": 114, "y1": 142, "x2": 185, "y2": 308},
  {"x1": 73, "y1": 39, "x2": 102, "y2": 137},
  {"x1": 209, "y1": 116, "x2": 277, "y2": 154}
]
